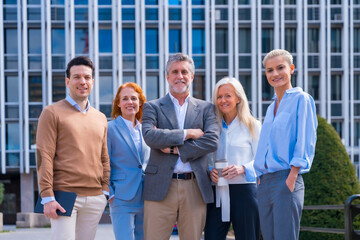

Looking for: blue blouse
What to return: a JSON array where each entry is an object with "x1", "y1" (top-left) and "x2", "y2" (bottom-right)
[{"x1": 254, "y1": 87, "x2": 318, "y2": 177}]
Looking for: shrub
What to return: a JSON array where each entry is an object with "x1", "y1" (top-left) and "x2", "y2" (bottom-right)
[{"x1": 300, "y1": 116, "x2": 360, "y2": 240}]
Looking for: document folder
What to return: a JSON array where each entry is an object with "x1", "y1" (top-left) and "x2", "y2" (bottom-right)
[{"x1": 34, "y1": 191, "x2": 77, "y2": 217}]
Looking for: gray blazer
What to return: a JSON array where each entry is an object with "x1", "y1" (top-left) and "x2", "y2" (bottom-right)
[{"x1": 142, "y1": 94, "x2": 220, "y2": 204}]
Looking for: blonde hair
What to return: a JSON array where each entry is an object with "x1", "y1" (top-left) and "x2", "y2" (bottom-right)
[
  {"x1": 213, "y1": 77, "x2": 257, "y2": 138},
  {"x1": 263, "y1": 49, "x2": 293, "y2": 66}
]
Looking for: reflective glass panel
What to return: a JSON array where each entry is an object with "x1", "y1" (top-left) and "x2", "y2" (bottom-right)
[
  {"x1": 239, "y1": 56, "x2": 251, "y2": 69},
  {"x1": 192, "y1": 9, "x2": 204, "y2": 20},
  {"x1": 75, "y1": 8, "x2": 88, "y2": 20},
  {"x1": 5, "y1": 29, "x2": 17, "y2": 53},
  {"x1": 51, "y1": 7, "x2": 65, "y2": 20},
  {"x1": 285, "y1": 8, "x2": 296, "y2": 20},
  {"x1": 331, "y1": 75, "x2": 341, "y2": 100},
  {"x1": 27, "y1": 8, "x2": 41, "y2": 20},
  {"x1": 99, "y1": 56, "x2": 112, "y2": 69},
  {"x1": 331, "y1": 28, "x2": 341, "y2": 52},
  {"x1": 52, "y1": 75, "x2": 66, "y2": 102},
  {"x1": 239, "y1": 75, "x2": 251, "y2": 99},
  {"x1": 99, "y1": 29, "x2": 112, "y2": 53},
  {"x1": 29, "y1": 105, "x2": 42, "y2": 118},
  {"x1": 262, "y1": 29, "x2": 274, "y2": 53},
  {"x1": 123, "y1": 75, "x2": 135, "y2": 83},
  {"x1": 75, "y1": 0, "x2": 87, "y2": 4},
  {"x1": 98, "y1": 0, "x2": 111, "y2": 4},
  {"x1": 146, "y1": 76, "x2": 159, "y2": 100},
  {"x1": 75, "y1": 29, "x2": 89, "y2": 54},
  {"x1": 146, "y1": 8, "x2": 158, "y2": 20},
  {"x1": 100, "y1": 105, "x2": 112, "y2": 118},
  {"x1": 29, "y1": 76, "x2": 42, "y2": 102},
  {"x1": 122, "y1": 8, "x2": 135, "y2": 20},
  {"x1": 146, "y1": 29, "x2": 158, "y2": 53},
  {"x1": 146, "y1": 56, "x2": 159, "y2": 69},
  {"x1": 262, "y1": 8, "x2": 273, "y2": 20},
  {"x1": 216, "y1": 29, "x2": 228, "y2": 53},
  {"x1": 122, "y1": 0, "x2": 135, "y2": 4},
  {"x1": 192, "y1": 0, "x2": 204, "y2": 5},
  {"x1": 239, "y1": 0, "x2": 250, "y2": 4},
  {"x1": 51, "y1": 0, "x2": 65, "y2": 4},
  {"x1": 123, "y1": 29, "x2": 135, "y2": 53},
  {"x1": 193, "y1": 56, "x2": 205, "y2": 69},
  {"x1": 123, "y1": 56, "x2": 136, "y2": 69},
  {"x1": 6, "y1": 123, "x2": 20, "y2": 150},
  {"x1": 4, "y1": 0, "x2": 17, "y2": 4},
  {"x1": 308, "y1": 7, "x2": 320, "y2": 20},
  {"x1": 238, "y1": 8, "x2": 251, "y2": 20},
  {"x1": 239, "y1": 28, "x2": 251, "y2": 53},
  {"x1": 169, "y1": 8, "x2": 181, "y2": 20},
  {"x1": 28, "y1": 29, "x2": 42, "y2": 54},
  {"x1": 6, "y1": 153, "x2": 20, "y2": 167},
  {"x1": 145, "y1": 0, "x2": 158, "y2": 4},
  {"x1": 193, "y1": 29, "x2": 205, "y2": 54},
  {"x1": 193, "y1": 75, "x2": 205, "y2": 100},
  {"x1": 308, "y1": 28, "x2": 319, "y2": 52},
  {"x1": 52, "y1": 56, "x2": 66, "y2": 69},
  {"x1": 216, "y1": 56, "x2": 228, "y2": 69},
  {"x1": 28, "y1": 56, "x2": 42, "y2": 69},
  {"x1": 99, "y1": 76, "x2": 113, "y2": 102},
  {"x1": 285, "y1": 28, "x2": 296, "y2": 52},
  {"x1": 29, "y1": 122, "x2": 37, "y2": 149},
  {"x1": 169, "y1": 0, "x2": 181, "y2": 4},
  {"x1": 331, "y1": 55, "x2": 342, "y2": 68},
  {"x1": 6, "y1": 106, "x2": 19, "y2": 119},
  {"x1": 4, "y1": 7, "x2": 17, "y2": 20},
  {"x1": 52, "y1": 29, "x2": 65, "y2": 54},
  {"x1": 262, "y1": 75, "x2": 274, "y2": 101},
  {"x1": 355, "y1": 75, "x2": 360, "y2": 100},
  {"x1": 355, "y1": 28, "x2": 360, "y2": 53},
  {"x1": 169, "y1": 29, "x2": 181, "y2": 53},
  {"x1": 99, "y1": 8, "x2": 111, "y2": 20},
  {"x1": 308, "y1": 75, "x2": 319, "y2": 100},
  {"x1": 5, "y1": 76, "x2": 18, "y2": 102},
  {"x1": 5, "y1": 56, "x2": 17, "y2": 69}
]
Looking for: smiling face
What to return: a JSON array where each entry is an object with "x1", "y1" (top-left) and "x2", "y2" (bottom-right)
[
  {"x1": 166, "y1": 61, "x2": 194, "y2": 97},
  {"x1": 216, "y1": 84, "x2": 240, "y2": 119},
  {"x1": 117, "y1": 87, "x2": 140, "y2": 122},
  {"x1": 264, "y1": 55, "x2": 295, "y2": 91},
  {"x1": 65, "y1": 65, "x2": 94, "y2": 102}
]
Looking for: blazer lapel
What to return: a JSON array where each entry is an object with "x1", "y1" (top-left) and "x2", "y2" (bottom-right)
[
  {"x1": 160, "y1": 94, "x2": 179, "y2": 129},
  {"x1": 184, "y1": 97, "x2": 200, "y2": 129},
  {"x1": 114, "y1": 117, "x2": 140, "y2": 161}
]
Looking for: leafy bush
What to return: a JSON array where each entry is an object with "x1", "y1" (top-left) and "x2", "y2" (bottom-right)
[{"x1": 300, "y1": 116, "x2": 360, "y2": 240}]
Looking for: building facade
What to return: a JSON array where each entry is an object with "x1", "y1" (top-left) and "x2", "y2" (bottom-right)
[{"x1": 0, "y1": 0, "x2": 359, "y2": 223}]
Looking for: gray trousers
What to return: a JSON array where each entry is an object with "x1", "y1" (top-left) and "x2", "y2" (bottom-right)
[{"x1": 257, "y1": 169, "x2": 304, "y2": 240}]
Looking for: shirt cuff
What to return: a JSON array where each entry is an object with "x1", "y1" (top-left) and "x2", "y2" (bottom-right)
[
  {"x1": 103, "y1": 190, "x2": 109, "y2": 196},
  {"x1": 41, "y1": 196, "x2": 56, "y2": 205},
  {"x1": 183, "y1": 130, "x2": 187, "y2": 141}
]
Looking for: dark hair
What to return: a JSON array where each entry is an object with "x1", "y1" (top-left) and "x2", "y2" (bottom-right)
[{"x1": 66, "y1": 56, "x2": 95, "y2": 78}]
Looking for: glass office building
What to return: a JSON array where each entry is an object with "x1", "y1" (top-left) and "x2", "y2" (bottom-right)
[{"x1": 0, "y1": 0, "x2": 360, "y2": 223}]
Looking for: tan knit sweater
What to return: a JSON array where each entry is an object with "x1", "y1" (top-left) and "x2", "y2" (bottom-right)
[{"x1": 36, "y1": 100, "x2": 110, "y2": 198}]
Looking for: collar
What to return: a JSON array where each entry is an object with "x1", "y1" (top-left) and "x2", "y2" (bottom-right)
[
  {"x1": 222, "y1": 116, "x2": 239, "y2": 130},
  {"x1": 65, "y1": 95, "x2": 90, "y2": 113},
  {"x1": 272, "y1": 87, "x2": 303, "y2": 100},
  {"x1": 169, "y1": 92, "x2": 190, "y2": 106},
  {"x1": 120, "y1": 116, "x2": 141, "y2": 130}
]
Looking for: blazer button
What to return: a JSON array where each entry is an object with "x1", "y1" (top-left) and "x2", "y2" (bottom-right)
[{"x1": 138, "y1": 165, "x2": 142, "y2": 169}]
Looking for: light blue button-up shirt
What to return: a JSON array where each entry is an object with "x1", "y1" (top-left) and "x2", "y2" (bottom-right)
[{"x1": 254, "y1": 87, "x2": 318, "y2": 177}]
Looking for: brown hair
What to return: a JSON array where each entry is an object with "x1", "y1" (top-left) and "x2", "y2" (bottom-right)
[{"x1": 111, "y1": 82, "x2": 146, "y2": 121}]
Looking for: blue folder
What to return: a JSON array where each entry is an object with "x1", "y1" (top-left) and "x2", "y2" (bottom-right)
[{"x1": 34, "y1": 191, "x2": 77, "y2": 217}]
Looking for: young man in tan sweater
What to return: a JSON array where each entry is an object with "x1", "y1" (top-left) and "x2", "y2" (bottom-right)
[{"x1": 36, "y1": 56, "x2": 110, "y2": 240}]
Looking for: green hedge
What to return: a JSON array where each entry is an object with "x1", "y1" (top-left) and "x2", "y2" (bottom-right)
[{"x1": 300, "y1": 116, "x2": 360, "y2": 240}]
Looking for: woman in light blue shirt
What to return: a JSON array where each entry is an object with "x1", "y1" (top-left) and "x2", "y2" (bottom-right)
[
  {"x1": 254, "y1": 49, "x2": 318, "y2": 240},
  {"x1": 107, "y1": 82, "x2": 150, "y2": 240},
  {"x1": 204, "y1": 77, "x2": 260, "y2": 240}
]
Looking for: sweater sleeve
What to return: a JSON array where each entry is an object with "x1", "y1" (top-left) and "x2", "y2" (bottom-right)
[
  {"x1": 101, "y1": 121, "x2": 110, "y2": 192},
  {"x1": 36, "y1": 107, "x2": 57, "y2": 198}
]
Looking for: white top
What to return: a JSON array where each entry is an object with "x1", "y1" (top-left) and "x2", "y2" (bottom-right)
[
  {"x1": 216, "y1": 116, "x2": 261, "y2": 184},
  {"x1": 121, "y1": 116, "x2": 142, "y2": 156},
  {"x1": 169, "y1": 92, "x2": 192, "y2": 173}
]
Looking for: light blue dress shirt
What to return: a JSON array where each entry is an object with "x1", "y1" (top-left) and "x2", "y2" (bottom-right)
[{"x1": 254, "y1": 87, "x2": 318, "y2": 177}]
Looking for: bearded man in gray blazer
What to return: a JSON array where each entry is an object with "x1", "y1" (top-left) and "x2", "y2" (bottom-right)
[{"x1": 142, "y1": 53, "x2": 220, "y2": 240}]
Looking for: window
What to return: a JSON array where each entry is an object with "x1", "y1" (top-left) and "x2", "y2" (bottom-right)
[
  {"x1": 331, "y1": 28, "x2": 341, "y2": 53},
  {"x1": 99, "y1": 75, "x2": 113, "y2": 102},
  {"x1": 146, "y1": 75, "x2": 159, "y2": 100},
  {"x1": 285, "y1": 28, "x2": 296, "y2": 53},
  {"x1": 123, "y1": 29, "x2": 135, "y2": 53},
  {"x1": 99, "y1": 29, "x2": 112, "y2": 53},
  {"x1": 355, "y1": 28, "x2": 360, "y2": 53},
  {"x1": 239, "y1": 28, "x2": 251, "y2": 53},
  {"x1": 262, "y1": 29, "x2": 274, "y2": 53},
  {"x1": 169, "y1": 29, "x2": 181, "y2": 53},
  {"x1": 308, "y1": 75, "x2": 319, "y2": 100},
  {"x1": 5, "y1": 76, "x2": 18, "y2": 102},
  {"x1": 28, "y1": 29, "x2": 42, "y2": 54},
  {"x1": 29, "y1": 76, "x2": 42, "y2": 102},
  {"x1": 308, "y1": 28, "x2": 319, "y2": 53},
  {"x1": 216, "y1": 29, "x2": 228, "y2": 53},
  {"x1": 331, "y1": 75, "x2": 342, "y2": 101},
  {"x1": 75, "y1": 29, "x2": 89, "y2": 54},
  {"x1": 193, "y1": 29, "x2": 205, "y2": 54}
]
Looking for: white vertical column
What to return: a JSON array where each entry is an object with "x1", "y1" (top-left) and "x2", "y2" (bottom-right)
[
  {"x1": 211, "y1": 0, "x2": 216, "y2": 96},
  {"x1": 319, "y1": 0, "x2": 326, "y2": 118},
  {"x1": 113, "y1": 0, "x2": 122, "y2": 90},
  {"x1": 343, "y1": 0, "x2": 349, "y2": 148},
  {"x1": 22, "y1": 0, "x2": 28, "y2": 174},
  {"x1": 304, "y1": 0, "x2": 308, "y2": 92},
  {"x1": 251, "y1": 0, "x2": 257, "y2": 117},
  {"x1": 41, "y1": 0, "x2": 47, "y2": 108},
  {"x1": 164, "y1": 0, "x2": 169, "y2": 94},
  {"x1": 136, "y1": 0, "x2": 141, "y2": 85},
  {"x1": 93, "y1": 0, "x2": 99, "y2": 109},
  {"x1": 350, "y1": 0, "x2": 354, "y2": 163},
  {"x1": 228, "y1": 0, "x2": 233, "y2": 77},
  {"x1": 296, "y1": 0, "x2": 303, "y2": 88},
  {"x1": 205, "y1": 0, "x2": 211, "y2": 101},
  {"x1": 257, "y1": 0, "x2": 262, "y2": 119},
  {"x1": 182, "y1": 0, "x2": 187, "y2": 53},
  {"x1": 234, "y1": 0, "x2": 239, "y2": 81},
  {"x1": 159, "y1": 0, "x2": 164, "y2": 97},
  {"x1": 0, "y1": 0, "x2": 5, "y2": 173},
  {"x1": 274, "y1": 0, "x2": 279, "y2": 49},
  {"x1": 280, "y1": 0, "x2": 284, "y2": 49},
  {"x1": 140, "y1": 0, "x2": 146, "y2": 90},
  {"x1": 326, "y1": 0, "x2": 331, "y2": 122},
  {"x1": 45, "y1": 0, "x2": 52, "y2": 105},
  {"x1": 188, "y1": 0, "x2": 193, "y2": 96}
]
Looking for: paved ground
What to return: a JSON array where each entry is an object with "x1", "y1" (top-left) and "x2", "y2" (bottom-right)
[{"x1": 0, "y1": 224, "x2": 180, "y2": 240}]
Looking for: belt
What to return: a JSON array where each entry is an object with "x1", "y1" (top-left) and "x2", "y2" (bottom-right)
[{"x1": 172, "y1": 172, "x2": 195, "y2": 180}]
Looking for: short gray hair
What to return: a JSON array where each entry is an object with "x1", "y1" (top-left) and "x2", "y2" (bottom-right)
[
  {"x1": 166, "y1": 53, "x2": 195, "y2": 75},
  {"x1": 263, "y1": 49, "x2": 293, "y2": 66}
]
